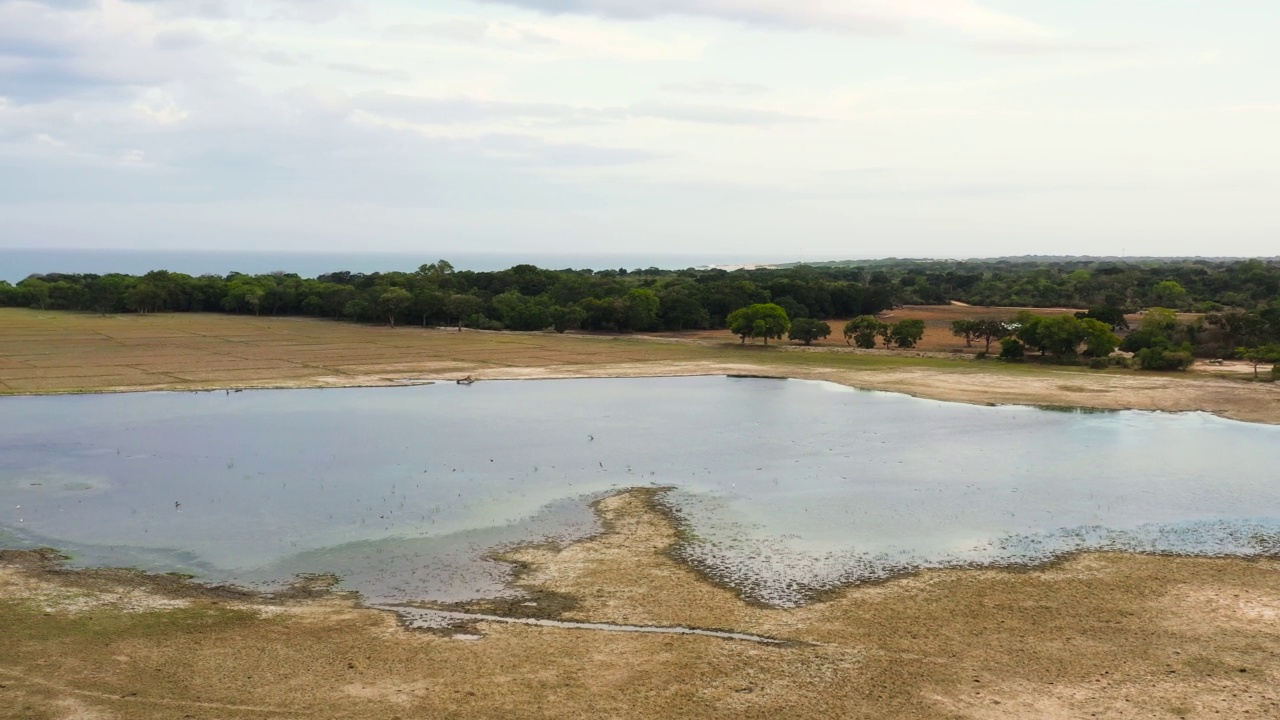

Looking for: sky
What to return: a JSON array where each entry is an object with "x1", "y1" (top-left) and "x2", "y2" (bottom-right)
[{"x1": 0, "y1": 0, "x2": 1277, "y2": 260}]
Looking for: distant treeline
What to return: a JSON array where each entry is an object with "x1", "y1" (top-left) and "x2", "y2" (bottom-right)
[{"x1": 2, "y1": 258, "x2": 1278, "y2": 337}]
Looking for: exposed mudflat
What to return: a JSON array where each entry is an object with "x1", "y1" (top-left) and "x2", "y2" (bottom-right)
[{"x1": 5, "y1": 490, "x2": 1280, "y2": 719}]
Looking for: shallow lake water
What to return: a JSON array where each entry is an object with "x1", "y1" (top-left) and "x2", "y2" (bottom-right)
[{"x1": 2, "y1": 377, "x2": 1279, "y2": 607}]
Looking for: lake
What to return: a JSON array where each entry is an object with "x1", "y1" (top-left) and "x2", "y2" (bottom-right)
[{"x1": 2, "y1": 377, "x2": 1279, "y2": 607}]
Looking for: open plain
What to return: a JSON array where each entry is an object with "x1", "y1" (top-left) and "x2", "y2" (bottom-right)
[
  {"x1": 3, "y1": 307, "x2": 1280, "y2": 719},
  {"x1": 2, "y1": 308, "x2": 1278, "y2": 423}
]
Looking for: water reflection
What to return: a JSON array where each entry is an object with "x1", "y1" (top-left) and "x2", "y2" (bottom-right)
[{"x1": 2, "y1": 377, "x2": 1278, "y2": 607}]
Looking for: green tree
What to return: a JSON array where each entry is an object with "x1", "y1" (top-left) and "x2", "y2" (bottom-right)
[
  {"x1": 549, "y1": 305, "x2": 587, "y2": 333},
  {"x1": 788, "y1": 318, "x2": 831, "y2": 345},
  {"x1": 1079, "y1": 318, "x2": 1121, "y2": 357},
  {"x1": 446, "y1": 294, "x2": 483, "y2": 329},
  {"x1": 843, "y1": 316, "x2": 884, "y2": 349},
  {"x1": 21, "y1": 278, "x2": 51, "y2": 310},
  {"x1": 950, "y1": 319, "x2": 979, "y2": 347},
  {"x1": 999, "y1": 337, "x2": 1025, "y2": 361},
  {"x1": 621, "y1": 288, "x2": 660, "y2": 331},
  {"x1": 1035, "y1": 315, "x2": 1088, "y2": 358},
  {"x1": 1241, "y1": 345, "x2": 1280, "y2": 379},
  {"x1": 378, "y1": 287, "x2": 413, "y2": 327},
  {"x1": 887, "y1": 319, "x2": 926, "y2": 349},
  {"x1": 492, "y1": 290, "x2": 552, "y2": 331},
  {"x1": 1151, "y1": 280, "x2": 1188, "y2": 308},
  {"x1": 726, "y1": 303, "x2": 790, "y2": 345},
  {"x1": 974, "y1": 319, "x2": 1012, "y2": 353},
  {"x1": 1135, "y1": 347, "x2": 1194, "y2": 371}
]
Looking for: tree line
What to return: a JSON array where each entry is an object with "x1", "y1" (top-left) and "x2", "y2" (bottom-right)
[
  {"x1": 0, "y1": 261, "x2": 894, "y2": 333},
  {"x1": 1, "y1": 259, "x2": 1276, "y2": 351}
]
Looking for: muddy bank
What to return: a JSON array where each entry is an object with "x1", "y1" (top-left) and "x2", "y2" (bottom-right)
[{"x1": 5, "y1": 488, "x2": 1280, "y2": 718}]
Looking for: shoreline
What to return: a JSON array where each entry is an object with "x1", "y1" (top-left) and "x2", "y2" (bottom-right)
[
  {"x1": 3, "y1": 308, "x2": 1276, "y2": 424},
  {"x1": 6, "y1": 491, "x2": 1280, "y2": 716},
  {"x1": 4, "y1": 360, "x2": 1277, "y2": 425}
]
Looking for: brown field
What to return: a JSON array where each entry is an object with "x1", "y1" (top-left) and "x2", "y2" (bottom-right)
[
  {"x1": 4, "y1": 307, "x2": 1280, "y2": 718},
  {"x1": 2, "y1": 307, "x2": 1277, "y2": 423}
]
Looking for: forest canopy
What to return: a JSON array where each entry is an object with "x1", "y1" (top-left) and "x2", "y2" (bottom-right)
[{"x1": 2, "y1": 258, "x2": 1277, "y2": 343}]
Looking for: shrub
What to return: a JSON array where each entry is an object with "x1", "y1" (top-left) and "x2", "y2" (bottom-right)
[
  {"x1": 1135, "y1": 347, "x2": 1193, "y2": 371},
  {"x1": 999, "y1": 338, "x2": 1025, "y2": 361},
  {"x1": 1089, "y1": 357, "x2": 1110, "y2": 370}
]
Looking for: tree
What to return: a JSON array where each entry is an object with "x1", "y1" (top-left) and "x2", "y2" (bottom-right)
[
  {"x1": 887, "y1": 319, "x2": 926, "y2": 349},
  {"x1": 788, "y1": 318, "x2": 831, "y2": 345},
  {"x1": 726, "y1": 303, "x2": 790, "y2": 345},
  {"x1": 549, "y1": 305, "x2": 586, "y2": 333},
  {"x1": 446, "y1": 294, "x2": 483, "y2": 330},
  {"x1": 1139, "y1": 307, "x2": 1179, "y2": 337},
  {"x1": 1241, "y1": 345, "x2": 1280, "y2": 379},
  {"x1": 1035, "y1": 315, "x2": 1088, "y2": 358},
  {"x1": 974, "y1": 319, "x2": 1012, "y2": 353},
  {"x1": 999, "y1": 337, "x2": 1025, "y2": 361},
  {"x1": 1079, "y1": 318, "x2": 1121, "y2": 357},
  {"x1": 951, "y1": 319, "x2": 979, "y2": 347},
  {"x1": 1075, "y1": 306, "x2": 1128, "y2": 331},
  {"x1": 621, "y1": 288, "x2": 660, "y2": 331},
  {"x1": 1135, "y1": 347, "x2": 1194, "y2": 371},
  {"x1": 843, "y1": 316, "x2": 884, "y2": 349},
  {"x1": 1152, "y1": 280, "x2": 1188, "y2": 308},
  {"x1": 1014, "y1": 312, "x2": 1048, "y2": 356},
  {"x1": 412, "y1": 288, "x2": 445, "y2": 327},
  {"x1": 378, "y1": 287, "x2": 413, "y2": 327}
]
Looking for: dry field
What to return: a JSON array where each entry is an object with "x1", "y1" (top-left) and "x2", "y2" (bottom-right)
[
  {"x1": 0, "y1": 309, "x2": 713, "y2": 394},
  {"x1": 648, "y1": 303, "x2": 1208, "y2": 356},
  {"x1": 4, "y1": 491, "x2": 1279, "y2": 719},
  {"x1": 3, "y1": 307, "x2": 1276, "y2": 423}
]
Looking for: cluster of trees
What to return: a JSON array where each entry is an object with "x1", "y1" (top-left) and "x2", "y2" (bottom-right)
[
  {"x1": 793, "y1": 257, "x2": 1280, "y2": 311},
  {"x1": 940, "y1": 306, "x2": 1280, "y2": 374},
  {"x1": 842, "y1": 317, "x2": 927, "y2": 349},
  {"x1": 0, "y1": 261, "x2": 894, "y2": 333}
]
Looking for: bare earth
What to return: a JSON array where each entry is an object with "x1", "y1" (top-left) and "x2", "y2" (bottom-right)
[{"x1": 3, "y1": 307, "x2": 1280, "y2": 718}]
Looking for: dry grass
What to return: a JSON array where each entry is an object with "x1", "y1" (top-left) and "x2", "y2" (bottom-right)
[
  {"x1": 3, "y1": 308, "x2": 1279, "y2": 423},
  {"x1": 4, "y1": 492, "x2": 1279, "y2": 719}
]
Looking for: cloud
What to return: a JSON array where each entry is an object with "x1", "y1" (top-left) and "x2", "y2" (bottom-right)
[
  {"x1": 660, "y1": 80, "x2": 767, "y2": 96},
  {"x1": 469, "y1": 0, "x2": 1056, "y2": 39},
  {"x1": 355, "y1": 92, "x2": 813, "y2": 127}
]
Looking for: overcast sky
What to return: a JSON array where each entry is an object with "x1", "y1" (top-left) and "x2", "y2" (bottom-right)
[{"x1": 1, "y1": 0, "x2": 1276, "y2": 259}]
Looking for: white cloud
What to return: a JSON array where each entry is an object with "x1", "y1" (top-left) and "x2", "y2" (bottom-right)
[{"x1": 471, "y1": 0, "x2": 1057, "y2": 40}]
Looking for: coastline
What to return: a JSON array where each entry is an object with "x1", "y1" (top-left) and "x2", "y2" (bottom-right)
[{"x1": 6, "y1": 360, "x2": 1276, "y2": 426}]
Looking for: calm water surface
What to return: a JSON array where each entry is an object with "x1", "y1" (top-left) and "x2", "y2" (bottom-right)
[{"x1": 2, "y1": 377, "x2": 1279, "y2": 607}]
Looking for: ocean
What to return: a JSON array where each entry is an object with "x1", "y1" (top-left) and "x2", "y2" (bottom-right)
[{"x1": 0, "y1": 249, "x2": 794, "y2": 283}]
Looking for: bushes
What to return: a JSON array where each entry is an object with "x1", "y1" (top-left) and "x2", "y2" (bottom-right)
[
  {"x1": 999, "y1": 338, "x2": 1025, "y2": 361},
  {"x1": 1134, "y1": 347, "x2": 1194, "y2": 371},
  {"x1": 788, "y1": 318, "x2": 831, "y2": 345}
]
